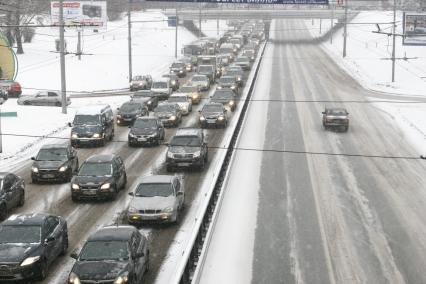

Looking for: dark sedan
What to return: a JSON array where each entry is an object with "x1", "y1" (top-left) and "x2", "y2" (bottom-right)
[
  {"x1": 211, "y1": 89, "x2": 237, "y2": 111},
  {"x1": 31, "y1": 144, "x2": 79, "y2": 183},
  {"x1": 68, "y1": 226, "x2": 149, "y2": 284},
  {"x1": 128, "y1": 117, "x2": 165, "y2": 147},
  {"x1": 169, "y1": 62, "x2": 187, "y2": 77},
  {"x1": 199, "y1": 103, "x2": 228, "y2": 128},
  {"x1": 130, "y1": 90, "x2": 159, "y2": 111},
  {"x1": 116, "y1": 101, "x2": 149, "y2": 126},
  {"x1": 0, "y1": 213, "x2": 68, "y2": 282},
  {"x1": 0, "y1": 173, "x2": 25, "y2": 220},
  {"x1": 153, "y1": 103, "x2": 182, "y2": 128},
  {"x1": 71, "y1": 154, "x2": 127, "y2": 201},
  {"x1": 217, "y1": 75, "x2": 239, "y2": 94}
]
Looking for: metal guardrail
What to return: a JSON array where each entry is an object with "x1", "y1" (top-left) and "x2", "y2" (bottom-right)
[{"x1": 172, "y1": 40, "x2": 268, "y2": 284}]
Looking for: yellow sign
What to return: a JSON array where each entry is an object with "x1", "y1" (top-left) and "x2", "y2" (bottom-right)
[{"x1": 0, "y1": 32, "x2": 17, "y2": 80}]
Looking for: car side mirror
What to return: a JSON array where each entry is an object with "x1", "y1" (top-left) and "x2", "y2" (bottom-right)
[
  {"x1": 70, "y1": 249, "x2": 79, "y2": 259},
  {"x1": 31, "y1": 157, "x2": 35, "y2": 160},
  {"x1": 68, "y1": 122, "x2": 72, "y2": 127},
  {"x1": 128, "y1": 192, "x2": 134, "y2": 196},
  {"x1": 136, "y1": 251, "x2": 144, "y2": 258},
  {"x1": 177, "y1": 191, "x2": 183, "y2": 196},
  {"x1": 44, "y1": 236, "x2": 55, "y2": 244},
  {"x1": 117, "y1": 107, "x2": 120, "y2": 110},
  {"x1": 198, "y1": 110, "x2": 201, "y2": 113},
  {"x1": 224, "y1": 109, "x2": 228, "y2": 113},
  {"x1": 321, "y1": 112, "x2": 325, "y2": 114}
]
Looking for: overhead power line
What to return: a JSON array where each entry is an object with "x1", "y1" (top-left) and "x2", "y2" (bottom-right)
[{"x1": 0, "y1": 132, "x2": 423, "y2": 161}]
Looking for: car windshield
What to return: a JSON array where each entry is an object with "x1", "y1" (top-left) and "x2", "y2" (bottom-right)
[
  {"x1": 236, "y1": 57, "x2": 249, "y2": 63},
  {"x1": 203, "y1": 105, "x2": 223, "y2": 113},
  {"x1": 78, "y1": 162, "x2": 112, "y2": 176},
  {"x1": 73, "y1": 114, "x2": 101, "y2": 125},
  {"x1": 192, "y1": 76, "x2": 207, "y2": 82},
  {"x1": 220, "y1": 48, "x2": 233, "y2": 53},
  {"x1": 152, "y1": 82, "x2": 167, "y2": 89},
  {"x1": 179, "y1": 86, "x2": 197, "y2": 93},
  {"x1": 132, "y1": 76, "x2": 144, "y2": 81},
  {"x1": 133, "y1": 119, "x2": 157, "y2": 128},
  {"x1": 170, "y1": 135, "x2": 201, "y2": 147},
  {"x1": 168, "y1": 96, "x2": 187, "y2": 103},
  {"x1": 79, "y1": 241, "x2": 129, "y2": 261},
  {"x1": 226, "y1": 71, "x2": 242, "y2": 77},
  {"x1": 244, "y1": 51, "x2": 254, "y2": 56},
  {"x1": 0, "y1": 225, "x2": 41, "y2": 244},
  {"x1": 155, "y1": 105, "x2": 175, "y2": 112},
  {"x1": 328, "y1": 109, "x2": 347, "y2": 115},
  {"x1": 133, "y1": 91, "x2": 152, "y2": 98},
  {"x1": 219, "y1": 77, "x2": 235, "y2": 84},
  {"x1": 171, "y1": 63, "x2": 184, "y2": 68},
  {"x1": 213, "y1": 91, "x2": 233, "y2": 99},
  {"x1": 120, "y1": 103, "x2": 141, "y2": 112},
  {"x1": 135, "y1": 183, "x2": 173, "y2": 197},
  {"x1": 199, "y1": 66, "x2": 213, "y2": 72},
  {"x1": 163, "y1": 74, "x2": 177, "y2": 80},
  {"x1": 36, "y1": 148, "x2": 68, "y2": 161}
]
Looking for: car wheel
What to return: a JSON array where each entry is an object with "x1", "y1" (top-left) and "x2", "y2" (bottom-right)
[
  {"x1": 55, "y1": 101, "x2": 61, "y2": 107},
  {"x1": 128, "y1": 141, "x2": 133, "y2": 147},
  {"x1": 100, "y1": 138, "x2": 106, "y2": 147},
  {"x1": 37, "y1": 259, "x2": 48, "y2": 280},
  {"x1": 155, "y1": 138, "x2": 160, "y2": 146},
  {"x1": 32, "y1": 178, "x2": 38, "y2": 184},
  {"x1": 0, "y1": 204, "x2": 7, "y2": 221},
  {"x1": 145, "y1": 251, "x2": 150, "y2": 273},
  {"x1": 121, "y1": 173, "x2": 127, "y2": 189},
  {"x1": 60, "y1": 233, "x2": 69, "y2": 256},
  {"x1": 18, "y1": 190, "x2": 25, "y2": 207},
  {"x1": 111, "y1": 185, "x2": 118, "y2": 200},
  {"x1": 71, "y1": 195, "x2": 79, "y2": 202},
  {"x1": 174, "y1": 211, "x2": 181, "y2": 224},
  {"x1": 23, "y1": 101, "x2": 31, "y2": 105},
  {"x1": 166, "y1": 165, "x2": 173, "y2": 172}
]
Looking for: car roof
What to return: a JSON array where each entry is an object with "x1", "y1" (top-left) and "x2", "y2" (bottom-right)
[
  {"x1": 175, "y1": 128, "x2": 202, "y2": 137},
  {"x1": 203, "y1": 102, "x2": 223, "y2": 108},
  {"x1": 40, "y1": 143, "x2": 68, "y2": 150},
  {"x1": 326, "y1": 107, "x2": 347, "y2": 112},
  {"x1": 0, "y1": 172, "x2": 14, "y2": 179},
  {"x1": 2, "y1": 213, "x2": 52, "y2": 226},
  {"x1": 88, "y1": 226, "x2": 138, "y2": 242},
  {"x1": 85, "y1": 154, "x2": 115, "y2": 163},
  {"x1": 135, "y1": 117, "x2": 158, "y2": 122},
  {"x1": 139, "y1": 175, "x2": 175, "y2": 184},
  {"x1": 170, "y1": 93, "x2": 188, "y2": 98},
  {"x1": 153, "y1": 78, "x2": 169, "y2": 83},
  {"x1": 76, "y1": 105, "x2": 110, "y2": 115},
  {"x1": 220, "y1": 76, "x2": 236, "y2": 80}
]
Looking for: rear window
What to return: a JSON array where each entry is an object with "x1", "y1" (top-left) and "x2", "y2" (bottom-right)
[{"x1": 152, "y1": 82, "x2": 167, "y2": 89}]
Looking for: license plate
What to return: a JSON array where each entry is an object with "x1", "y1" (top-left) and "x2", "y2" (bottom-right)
[
  {"x1": 137, "y1": 137, "x2": 147, "y2": 142},
  {"x1": 42, "y1": 174, "x2": 55, "y2": 178},
  {"x1": 207, "y1": 120, "x2": 216, "y2": 123},
  {"x1": 0, "y1": 269, "x2": 11, "y2": 276},
  {"x1": 83, "y1": 190, "x2": 97, "y2": 195},
  {"x1": 178, "y1": 163, "x2": 191, "y2": 167}
]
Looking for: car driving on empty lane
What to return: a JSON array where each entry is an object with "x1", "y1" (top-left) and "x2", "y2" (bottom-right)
[
  {"x1": 322, "y1": 107, "x2": 350, "y2": 132},
  {"x1": 127, "y1": 175, "x2": 185, "y2": 224}
]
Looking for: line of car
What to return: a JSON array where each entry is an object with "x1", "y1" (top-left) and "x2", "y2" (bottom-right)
[{"x1": 0, "y1": 19, "x2": 265, "y2": 283}]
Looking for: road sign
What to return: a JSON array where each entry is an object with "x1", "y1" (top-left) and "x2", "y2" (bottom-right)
[
  {"x1": 0, "y1": 111, "x2": 17, "y2": 117},
  {"x1": 168, "y1": 16, "x2": 177, "y2": 27},
  {"x1": 147, "y1": 0, "x2": 329, "y2": 3}
]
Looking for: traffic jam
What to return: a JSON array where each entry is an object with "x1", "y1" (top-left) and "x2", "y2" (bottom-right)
[{"x1": 0, "y1": 20, "x2": 266, "y2": 283}]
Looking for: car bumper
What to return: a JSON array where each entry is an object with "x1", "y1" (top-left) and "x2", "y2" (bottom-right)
[
  {"x1": 32, "y1": 170, "x2": 69, "y2": 182},
  {"x1": 117, "y1": 117, "x2": 135, "y2": 125},
  {"x1": 0, "y1": 261, "x2": 41, "y2": 282},
  {"x1": 71, "y1": 188, "x2": 115, "y2": 200},
  {"x1": 160, "y1": 119, "x2": 178, "y2": 127},
  {"x1": 128, "y1": 212, "x2": 174, "y2": 224},
  {"x1": 128, "y1": 135, "x2": 158, "y2": 145},
  {"x1": 166, "y1": 157, "x2": 203, "y2": 168},
  {"x1": 71, "y1": 137, "x2": 104, "y2": 146},
  {"x1": 200, "y1": 119, "x2": 226, "y2": 128}
]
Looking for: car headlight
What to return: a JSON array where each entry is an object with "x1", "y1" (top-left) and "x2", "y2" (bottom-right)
[
  {"x1": 163, "y1": 207, "x2": 173, "y2": 213},
  {"x1": 229, "y1": 100, "x2": 235, "y2": 106},
  {"x1": 92, "y1": 133, "x2": 101, "y2": 138},
  {"x1": 170, "y1": 115, "x2": 176, "y2": 121},
  {"x1": 147, "y1": 101, "x2": 152, "y2": 104},
  {"x1": 179, "y1": 70, "x2": 183, "y2": 73},
  {"x1": 69, "y1": 272, "x2": 81, "y2": 284},
  {"x1": 192, "y1": 94, "x2": 199, "y2": 99},
  {"x1": 59, "y1": 165, "x2": 68, "y2": 172},
  {"x1": 193, "y1": 150, "x2": 201, "y2": 158},
  {"x1": 167, "y1": 151, "x2": 174, "y2": 158},
  {"x1": 217, "y1": 86, "x2": 223, "y2": 89},
  {"x1": 114, "y1": 275, "x2": 129, "y2": 284},
  {"x1": 218, "y1": 116, "x2": 224, "y2": 121},
  {"x1": 72, "y1": 183, "x2": 80, "y2": 190},
  {"x1": 20, "y1": 256, "x2": 40, "y2": 266},
  {"x1": 171, "y1": 80, "x2": 176, "y2": 85},
  {"x1": 31, "y1": 166, "x2": 39, "y2": 173},
  {"x1": 237, "y1": 77, "x2": 242, "y2": 81},
  {"x1": 230, "y1": 85, "x2": 236, "y2": 90},
  {"x1": 129, "y1": 132, "x2": 136, "y2": 138},
  {"x1": 71, "y1": 133, "x2": 78, "y2": 139},
  {"x1": 128, "y1": 206, "x2": 137, "y2": 213},
  {"x1": 100, "y1": 183, "x2": 111, "y2": 190},
  {"x1": 200, "y1": 116, "x2": 206, "y2": 121},
  {"x1": 116, "y1": 114, "x2": 122, "y2": 119}
]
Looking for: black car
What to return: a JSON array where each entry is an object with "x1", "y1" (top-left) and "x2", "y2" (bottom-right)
[
  {"x1": 71, "y1": 154, "x2": 127, "y2": 201},
  {"x1": 166, "y1": 128, "x2": 208, "y2": 171},
  {"x1": 169, "y1": 62, "x2": 187, "y2": 78},
  {"x1": 199, "y1": 103, "x2": 228, "y2": 128},
  {"x1": 31, "y1": 144, "x2": 79, "y2": 183},
  {"x1": 130, "y1": 90, "x2": 159, "y2": 111},
  {"x1": 153, "y1": 103, "x2": 182, "y2": 128},
  {"x1": 217, "y1": 75, "x2": 239, "y2": 94},
  {"x1": 68, "y1": 226, "x2": 149, "y2": 284},
  {"x1": 116, "y1": 101, "x2": 149, "y2": 126},
  {"x1": 0, "y1": 173, "x2": 25, "y2": 220},
  {"x1": 0, "y1": 213, "x2": 68, "y2": 282},
  {"x1": 224, "y1": 70, "x2": 244, "y2": 87},
  {"x1": 211, "y1": 89, "x2": 237, "y2": 111},
  {"x1": 128, "y1": 117, "x2": 165, "y2": 147}
]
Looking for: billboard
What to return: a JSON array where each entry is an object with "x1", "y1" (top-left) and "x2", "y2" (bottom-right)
[
  {"x1": 146, "y1": 0, "x2": 328, "y2": 3},
  {"x1": 51, "y1": 1, "x2": 107, "y2": 29},
  {"x1": 403, "y1": 12, "x2": 426, "y2": 46},
  {"x1": 0, "y1": 32, "x2": 17, "y2": 80}
]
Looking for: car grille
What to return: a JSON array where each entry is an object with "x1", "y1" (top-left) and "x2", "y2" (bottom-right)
[
  {"x1": 139, "y1": 209, "x2": 162, "y2": 214},
  {"x1": 174, "y1": 153, "x2": 193, "y2": 159},
  {"x1": 206, "y1": 116, "x2": 218, "y2": 119},
  {"x1": 80, "y1": 280, "x2": 115, "y2": 284},
  {"x1": 39, "y1": 169, "x2": 58, "y2": 174},
  {"x1": 0, "y1": 263, "x2": 19, "y2": 277},
  {"x1": 331, "y1": 119, "x2": 346, "y2": 123},
  {"x1": 80, "y1": 184, "x2": 99, "y2": 190},
  {"x1": 78, "y1": 133, "x2": 93, "y2": 138}
]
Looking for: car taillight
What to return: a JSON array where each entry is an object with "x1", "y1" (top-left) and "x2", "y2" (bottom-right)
[{"x1": 11, "y1": 82, "x2": 21, "y2": 91}]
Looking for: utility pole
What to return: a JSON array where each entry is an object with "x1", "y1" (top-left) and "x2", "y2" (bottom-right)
[
  {"x1": 198, "y1": 4, "x2": 202, "y2": 38},
  {"x1": 343, "y1": 0, "x2": 348, "y2": 57},
  {"x1": 391, "y1": 0, "x2": 396, "y2": 82},
  {"x1": 128, "y1": 0, "x2": 132, "y2": 83},
  {"x1": 59, "y1": 0, "x2": 67, "y2": 114},
  {"x1": 77, "y1": 30, "x2": 82, "y2": 60},
  {"x1": 320, "y1": 18, "x2": 322, "y2": 34},
  {"x1": 175, "y1": 8, "x2": 178, "y2": 59},
  {"x1": 217, "y1": 18, "x2": 219, "y2": 36},
  {"x1": 330, "y1": 3, "x2": 334, "y2": 44}
]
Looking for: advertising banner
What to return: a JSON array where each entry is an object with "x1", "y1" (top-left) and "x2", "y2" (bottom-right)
[
  {"x1": 51, "y1": 1, "x2": 107, "y2": 29},
  {"x1": 403, "y1": 12, "x2": 426, "y2": 46},
  {"x1": 146, "y1": 0, "x2": 329, "y2": 4}
]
